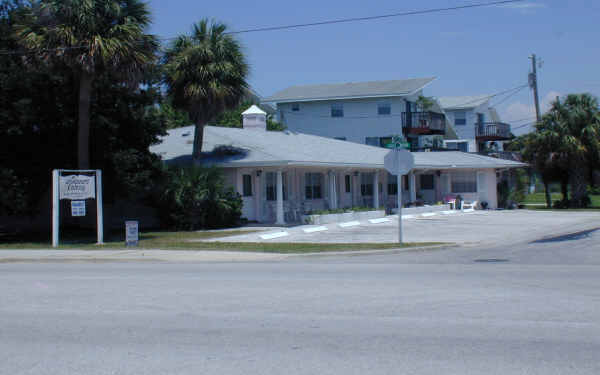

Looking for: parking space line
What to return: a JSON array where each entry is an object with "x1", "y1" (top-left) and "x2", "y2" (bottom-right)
[
  {"x1": 369, "y1": 218, "x2": 391, "y2": 224},
  {"x1": 339, "y1": 221, "x2": 361, "y2": 228},
  {"x1": 303, "y1": 226, "x2": 328, "y2": 233},
  {"x1": 260, "y1": 231, "x2": 289, "y2": 240}
]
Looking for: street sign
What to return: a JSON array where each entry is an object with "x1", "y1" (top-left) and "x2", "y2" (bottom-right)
[
  {"x1": 126, "y1": 221, "x2": 139, "y2": 247},
  {"x1": 71, "y1": 200, "x2": 86, "y2": 217},
  {"x1": 384, "y1": 148, "x2": 415, "y2": 175}
]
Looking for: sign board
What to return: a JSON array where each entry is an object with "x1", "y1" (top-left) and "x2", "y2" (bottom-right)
[
  {"x1": 71, "y1": 200, "x2": 86, "y2": 217},
  {"x1": 384, "y1": 149, "x2": 415, "y2": 175},
  {"x1": 125, "y1": 221, "x2": 139, "y2": 247},
  {"x1": 60, "y1": 175, "x2": 96, "y2": 200}
]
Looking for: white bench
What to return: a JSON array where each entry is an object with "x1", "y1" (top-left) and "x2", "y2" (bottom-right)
[{"x1": 462, "y1": 200, "x2": 478, "y2": 212}]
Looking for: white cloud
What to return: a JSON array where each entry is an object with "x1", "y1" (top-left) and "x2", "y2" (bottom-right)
[{"x1": 501, "y1": 91, "x2": 561, "y2": 135}]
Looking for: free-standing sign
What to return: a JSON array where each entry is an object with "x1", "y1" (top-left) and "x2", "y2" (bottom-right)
[
  {"x1": 71, "y1": 201, "x2": 86, "y2": 217},
  {"x1": 125, "y1": 221, "x2": 139, "y2": 247},
  {"x1": 60, "y1": 175, "x2": 96, "y2": 200},
  {"x1": 384, "y1": 138, "x2": 415, "y2": 244},
  {"x1": 52, "y1": 170, "x2": 103, "y2": 247}
]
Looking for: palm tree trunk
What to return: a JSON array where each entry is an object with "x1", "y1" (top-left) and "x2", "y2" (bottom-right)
[
  {"x1": 192, "y1": 121, "x2": 204, "y2": 159},
  {"x1": 78, "y1": 71, "x2": 93, "y2": 169},
  {"x1": 569, "y1": 161, "x2": 589, "y2": 208},
  {"x1": 543, "y1": 180, "x2": 552, "y2": 208}
]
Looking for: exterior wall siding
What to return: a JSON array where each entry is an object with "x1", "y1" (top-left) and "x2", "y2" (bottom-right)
[{"x1": 277, "y1": 91, "x2": 422, "y2": 145}]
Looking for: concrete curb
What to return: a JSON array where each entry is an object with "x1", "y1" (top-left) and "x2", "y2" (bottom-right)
[{"x1": 0, "y1": 244, "x2": 456, "y2": 263}]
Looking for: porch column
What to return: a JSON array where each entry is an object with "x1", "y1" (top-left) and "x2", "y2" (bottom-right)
[
  {"x1": 409, "y1": 172, "x2": 417, "y2": 202},
  {"x1": 373, "y1": 172, "x2": 379, "y2": 208},
  {"x1": 276, "y1": 170, "x2": 285, "y2": 225},
  {"x1": 255, "y1": 171, "x2": 262, "y2": 222},
  {"x1": 328, "y1": 171, "x2": 337, "y2": 210}
]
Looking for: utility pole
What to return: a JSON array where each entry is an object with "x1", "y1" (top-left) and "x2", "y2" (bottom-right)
[{"x1": 529, "y1": 54, "x2": 541, "y2": 122}]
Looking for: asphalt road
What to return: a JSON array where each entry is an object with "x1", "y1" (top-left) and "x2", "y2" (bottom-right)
[{"x1": 2, "y1": 228, "x2": 600, "y2": 374}]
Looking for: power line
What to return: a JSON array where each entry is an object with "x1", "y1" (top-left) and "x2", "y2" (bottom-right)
[
  {"x1": 490, "y1": 84, "x2": 528, "y2": 107},
  {"x1": 440, "y1": 84, "x2": 528, "y2": 109},
  {"x1": 160, "y1": 0, "x2": 526, "y2": 39}
]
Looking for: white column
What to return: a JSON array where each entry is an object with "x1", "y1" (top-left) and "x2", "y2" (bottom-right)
[
  {"x1": 329, "y1": 171, "x2": 337, "y2": 210},
  {"x1": 96, "y1": 169, "x2": 104, "y2": 244},
  {"x1": 373, "y1": 172, "x2": 379, "y2": 209},
  {"x1": 52, "y1": 170, "x2": 60, "y2": 248},
  {"x1": 255, "y1": 172, "x2": 262, "y2": 222},
  {"x1": 276, "y1": 170, "x2": 285, "y2": 225},
  {"x1": 409, "y1": 172, "x2": 417, "y2": 202}
]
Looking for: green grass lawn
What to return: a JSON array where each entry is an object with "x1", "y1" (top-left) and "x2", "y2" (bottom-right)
[
  {"x1": 0, "y1": 229, "x2": 443, "y2": 253},
  {"x1": 522, "y1": 193, "x2": 600, "y2": 209}
]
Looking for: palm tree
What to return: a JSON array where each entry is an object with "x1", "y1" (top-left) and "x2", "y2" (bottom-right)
[
  {"x1": 16, "y1": 0, "x2": 158, "y2": 169},
  {"x1": 162, "y1": 19, "x2": 249, "y2": 159},
  {"x1": 537, "y1": 94, "x2": 600, "y2": 207}
]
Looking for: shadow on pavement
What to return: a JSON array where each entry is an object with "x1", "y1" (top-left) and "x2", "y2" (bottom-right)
[{"x1": 531, "y1": 228, "x2": 600, "y2": 244}]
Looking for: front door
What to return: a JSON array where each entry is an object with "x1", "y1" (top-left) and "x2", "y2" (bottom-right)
[{"x1": 241, "y1": 174, "x2": 256, "y2": 221}]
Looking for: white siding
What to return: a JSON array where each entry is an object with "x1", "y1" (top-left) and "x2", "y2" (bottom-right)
[{"x1": 277, "y1": 92, "x2": 422, "y2": 145}]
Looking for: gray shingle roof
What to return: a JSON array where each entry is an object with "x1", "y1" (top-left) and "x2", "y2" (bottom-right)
[
  {"x1": 263, "y1": 77, "x2": 436, "y2": 103},
  {"x1": 438, "y1": 95, "x2": 490, "y2": 110},
  {"x1": 150, "y1": 126, "x2": 526, "y2": 170}
]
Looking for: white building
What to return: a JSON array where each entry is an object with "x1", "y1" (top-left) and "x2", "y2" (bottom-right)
[
  {"x1": 263, "y1": 78, "x2": 458, "y2": 150},
  {"x1": 438, "y1": 95, "x2": 512, "y2": 153},
  {"x1": 150, "y1": 106, "x2": 525, "y2": 224}
]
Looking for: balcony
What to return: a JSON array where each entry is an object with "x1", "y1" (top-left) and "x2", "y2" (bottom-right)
[
  {"x1": 402, "y1": 111, "x2": 446, "y2": 135},
  {"x1": 476, "y1": 122, "x2": 512, "y2": 141}
]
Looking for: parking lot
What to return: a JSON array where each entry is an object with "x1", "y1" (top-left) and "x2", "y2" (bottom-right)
[{"x1": 207, "y1": 210, "x2": 600, "y2": 247}]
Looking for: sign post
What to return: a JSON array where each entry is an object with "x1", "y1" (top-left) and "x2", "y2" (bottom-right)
[
  {"x1": 384, "y1": 136, "x2": 415, "y2": 244},
  {"x1": 51, "y1": 169, "x2": 103, "y2": 247}
]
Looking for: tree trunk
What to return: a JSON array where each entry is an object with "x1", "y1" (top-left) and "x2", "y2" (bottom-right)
[
  {"x1": 192, "y1": 121, "x2": 205, "y2": 159},
  {"x1": 543, "y1": 180, "x2": 552, "y2": 208},
  {"x1": 569, "y1": 160, "x2": 589, "y2": 208},
  {"x1": 78, "y1": 71, "x2": 93, "y2": 169}
]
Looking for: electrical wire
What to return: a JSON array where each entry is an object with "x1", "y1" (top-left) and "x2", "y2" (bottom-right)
[{"x1": 490, "y1": 84, "x2": 528, "y2": 107}]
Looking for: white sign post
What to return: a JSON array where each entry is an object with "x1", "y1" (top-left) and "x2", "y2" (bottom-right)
[
  {"x1": 52, "y1": 169, "x2": 103, "y2": 247},
  {"x1": 384, "y1": 140, "x2": 415, "y2": 244}
]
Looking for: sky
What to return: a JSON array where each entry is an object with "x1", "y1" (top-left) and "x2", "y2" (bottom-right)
[{"x1": 147, "y1": 0, "x2": 600, "y2": 135}]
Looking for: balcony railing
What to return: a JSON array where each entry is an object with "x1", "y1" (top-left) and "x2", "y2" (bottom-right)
[
  {"x1": 476, "y1": 122, "x2": 511, "y2": 140},
  {"x1": 402, "y1": 111, "x2": 446, "y2": 135}
]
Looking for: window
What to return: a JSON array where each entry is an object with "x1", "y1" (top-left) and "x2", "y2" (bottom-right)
[
  {"x1": 360, "y1": 173, "x2": 374, "y2": 196},
  {"x1": 305, "y1": 173, "x2": 323, "y2": 199},
  {"x1": 454, "y1": 110, "x2": 466, "y2": 126},
  {"x1": 242, "y1": 174, "x2": 252, "y2": 197},
  {"x1": 266, "y1": 172, "x2": 287, "y2": 201},
  {"x1": 447, "y1": 141, "x2": 469, "y2": 152},
  {"x1": 331, "y1": 103, "x2": 344, "y2": 117},
  {"x1": 379, "y1": 137, "x2": 393, "y2": 148},
  {"x1": 345, "y1": 175, "x2": 351, "y2": 193},
  {"x1": 451, "y1": 172, "x2": 477, "y2": 193},
  {"x1": 420, "y1": 174, "x2": 434, "y2": 190},
  {"x1": 365, "y1": 137, "x2": 379, "y2": 147},
  {"x1": 378, "y1": 102, "x2": 391, "y2": 115},
  {"x1": 387, "y1": 173, "x2": 398, "y2": 195},
  {"x1": 291, "y1": 103, "x2": 300, "y2": 111},
  {"x1": 403, "y1": 175, "x2": 409, "y2": 191},
  {"x1": 334, "y1": 137, "x2": 347, "y2": 141},
  {"x1": 477, "y1": 113, "x2": 485, "y2": 124}
]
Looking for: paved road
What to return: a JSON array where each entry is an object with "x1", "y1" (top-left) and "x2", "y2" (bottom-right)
[{"x1": 2, "y1": 228, "x2": 600, "y2": 374}]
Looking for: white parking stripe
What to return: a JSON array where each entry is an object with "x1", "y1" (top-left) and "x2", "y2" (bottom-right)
[
  {"x1": 369, "y1": 218, "x2": 391, "y2": 224},
  {"x1": 402, "y1": 215, "x2": 416, "y2": 219},
  {"x1": 303, "y1": 226, "x2": 328, "y2": 233},
  {"x1": 259, "y1": 231, "x2": 289, "y2": 240},
  {"x1": 421, "y1": 213, "x2": 437, "y2": 217},
  {"x1": 339, "y1": 221, "x2": 361, "y2": 228}
]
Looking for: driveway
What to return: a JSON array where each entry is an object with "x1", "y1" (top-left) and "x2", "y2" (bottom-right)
[{"x1": 208, "y1": 210, "x2": 600, "y2": 247}]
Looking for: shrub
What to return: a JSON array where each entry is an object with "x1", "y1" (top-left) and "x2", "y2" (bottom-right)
[{"x1": 156, "y1": 166, "x2": 242, "y2": 230}]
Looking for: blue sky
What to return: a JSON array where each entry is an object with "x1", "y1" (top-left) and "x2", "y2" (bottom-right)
[{"x1": 147, "y1": 0, "x2": 600, "y2": 135}]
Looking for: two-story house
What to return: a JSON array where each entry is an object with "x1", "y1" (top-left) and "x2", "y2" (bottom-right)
[
  {"x1": 438, "y1": 95, "x2": 512, "y2": 153},
  {"x1": 262, "y1": 77, "x2": 457, "y2": 151}
]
